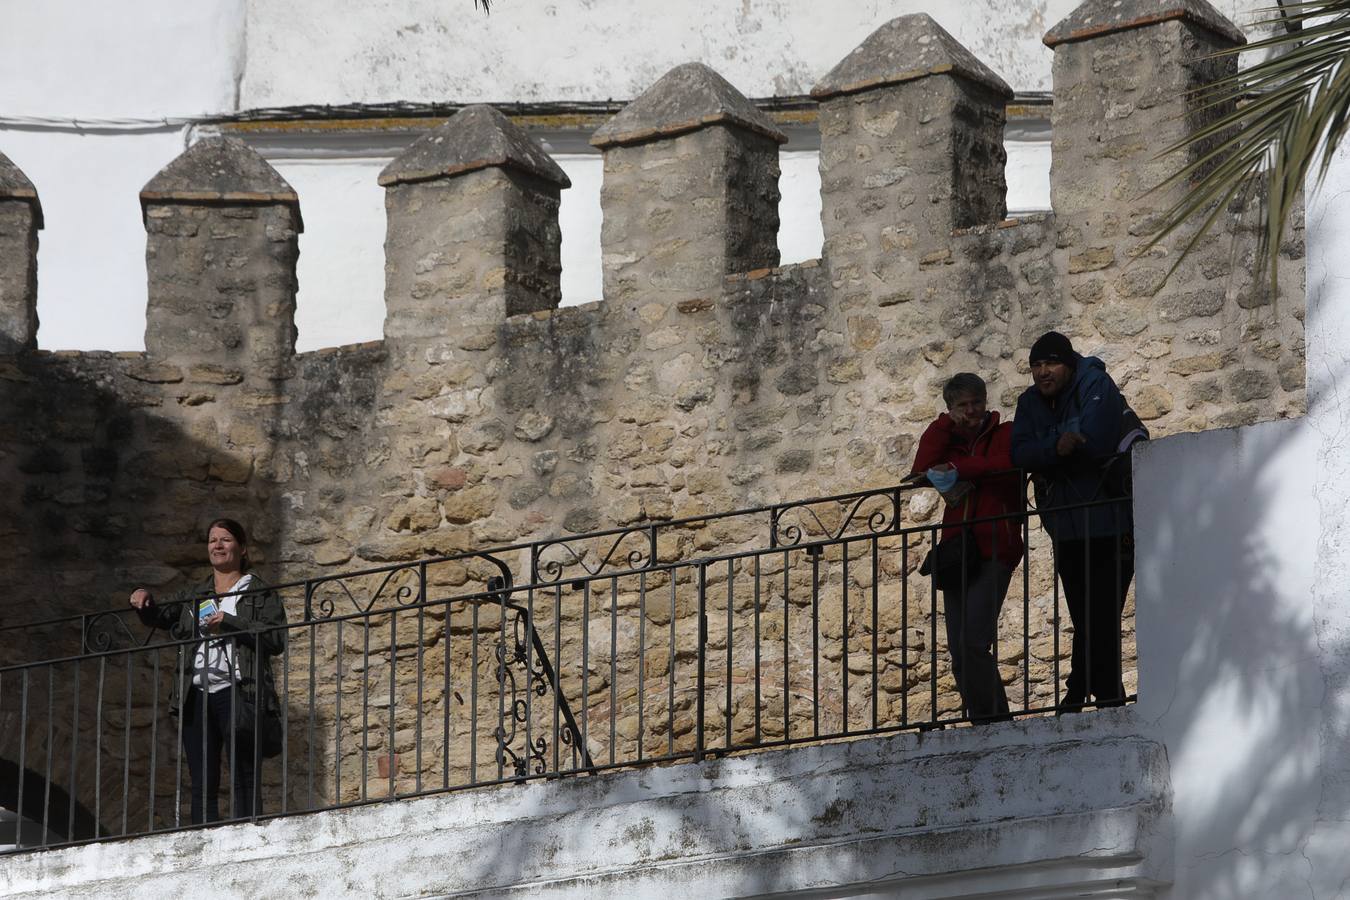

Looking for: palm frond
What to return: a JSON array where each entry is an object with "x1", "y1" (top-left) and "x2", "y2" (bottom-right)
[{"x1": 1146, "y1": 0, "x2": 1350, "y2": 294}]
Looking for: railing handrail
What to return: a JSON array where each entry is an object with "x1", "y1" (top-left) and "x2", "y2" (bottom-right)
[
  {"x1": 1, "y1": 476, "x2": 955, "y2": 638},
  {"x1": 0, "y1": 487, "x2": 1133, "y2": 677}
]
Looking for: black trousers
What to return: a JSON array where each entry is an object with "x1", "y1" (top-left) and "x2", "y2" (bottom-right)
[
  {"x1": 942, "y1": 559, "x2": 1014, "y2": 720},
  {"x1": 1055, "y1": 535, "x2": 1134, "y2": 704},
  {"x1": 181, "y1": 686, "x2": 260, "y2": 824}
]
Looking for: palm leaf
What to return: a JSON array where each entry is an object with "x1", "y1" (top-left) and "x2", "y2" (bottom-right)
[{"x1": 1146, "y1": 0, "x2": 1350, "y2": 295}]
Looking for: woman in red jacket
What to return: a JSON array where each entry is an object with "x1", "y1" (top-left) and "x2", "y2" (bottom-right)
[{"x1": 910, "y1": 373, "x2": 1025, "y2": 721}]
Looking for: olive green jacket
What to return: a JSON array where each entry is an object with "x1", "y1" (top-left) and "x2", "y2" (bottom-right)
[{"x1": 136, "y1": 573, "x2": 287, "y2": 728}]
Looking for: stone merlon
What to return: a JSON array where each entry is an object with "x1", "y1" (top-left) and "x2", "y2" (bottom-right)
[
  {"x1": 139, "y1": 135, "x2": 303, "y2": 230},
  {"x1": 0, "y1": 150, "x2": 43, "y2": 229},
  {"x1": 590, "y1": 62, "x2": 787, "y2": 149},
  {"x1": 1043, "y1": 0, "x2": 1246, "y2": 48},
  {"x1": 811, "y1": 13, "x2": 1012, "y2": 101},
  {"x1": 378, "y1": 104, "x2": 571, "y2": 189}
]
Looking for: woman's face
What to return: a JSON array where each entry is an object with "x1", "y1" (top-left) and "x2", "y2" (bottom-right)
[{"x1": 207, "y1": 525, "x2": 246, "y2": 572}]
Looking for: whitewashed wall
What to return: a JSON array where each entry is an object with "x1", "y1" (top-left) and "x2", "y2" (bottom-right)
[{"x1": 1121, "y1": 142, "x2": 1350, "y2": 896}]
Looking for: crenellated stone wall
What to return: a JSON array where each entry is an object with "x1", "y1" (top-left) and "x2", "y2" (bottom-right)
[{"x1": 0, "y1": 1, "x2": 1304, "y2": 836}]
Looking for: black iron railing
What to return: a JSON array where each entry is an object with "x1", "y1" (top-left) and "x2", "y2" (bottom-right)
[{"x1": 0, "y1": 481, "x2": 1135, "y2": 853}]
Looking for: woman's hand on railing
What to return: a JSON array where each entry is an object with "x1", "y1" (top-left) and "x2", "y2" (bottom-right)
[{"x1": 128, "y1": 588, "x2": 153, "y2": 610}]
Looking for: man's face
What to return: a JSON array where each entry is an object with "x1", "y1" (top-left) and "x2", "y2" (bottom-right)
[
  {"x1": 1031, "y1": 360, "x2": 1074, "y2": 398},
  {"x1": 947, "y1": 391, "x2": 987, "y2": 430}
]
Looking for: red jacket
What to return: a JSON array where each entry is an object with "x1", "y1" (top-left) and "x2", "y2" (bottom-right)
[{"x1": 910, "y1": 411, "x2": 1025, "y2": 565}]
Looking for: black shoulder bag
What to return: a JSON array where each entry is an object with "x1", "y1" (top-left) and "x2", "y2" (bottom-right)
[{"x1": 918, "y1": 491, "x2": 982, "y2": 593}]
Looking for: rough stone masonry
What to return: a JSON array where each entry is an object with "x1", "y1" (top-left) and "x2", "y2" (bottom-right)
[{"x1": 0, "y1": 1, "x2": 1303, "y2": 834}]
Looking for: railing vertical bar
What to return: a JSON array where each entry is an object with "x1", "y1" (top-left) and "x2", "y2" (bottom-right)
[
  {"x1": 581, "y1": 580, "x2": 590, "y2": 768},
  {"x1": 17, "y1": 669, "x2": 28, "y2": 850},
  {"x1": 228, "y1": 649, "x2": 237, "y2": 822},
  {"x1": 871, "y1": 538, "x2": 879, "y2": 732},
  {"x1": 782, "y1": 550, "x2": 790, "y2": 741},
  {"x1": 470, "y1": 602, "x2": 480, "y2": 784},
  {"x1": 388, "y1": 612, "x2": 396, "y2": 793},
  {"x1": 667, "y1": 574, "x2": 675, "y2": 758},
  {"x1": 929, "y1": 526, "x2": 939, "y2": 725},
  {"x1": 609, "y1": 577, "x2": 618, "y2": 765},
  {"x1": 43, "y1": 665, "x2": 55, "y2": 846},
  {"x1": 753, "y1": 554, "x2": 762, "y2": 746},
  {"x1": 901, "y1": 531, "x2": 909, "y2": 726},
  {"x1": 1083, "y1": 507, "x2": 1092, "y2": 708},
  {"x1": 336, "y1": 618, "x2": 344, "y2": 805},
  {"x1": 416, "y1": 564, "x2": 426, "y2": 794},
  {"x1": 496, "y1": 586, "x2": 507, "y2": 783},
  {"x1": 525, "y1": 586, "x2": 536, "y2": 776},
  {"x1": 695, "y1": 563, "x2": 707, "y2": 761},
  {"x1": 1023, "y1": 501, "x2": 1031, "y2": 712},
  {"x1": 280, "y1": 616, "x2": 292, "y2": 815},
  {"x1": 553, "y1": 584, "x2": 563, "y2": 772},
  {"x1": 67, "y1": 659, "x2": 82, "y2": 841},
  {"x1": 307, "y1": 617, "x2": 318, "y2": 809},
  {"x1": 361, "y1": 617, "x2": 371, "y2": 802},
  {"x1": 811, "y1": 547, "x2": 820, "y2": 737},
  {"x1": 1052, "y1": 536, "x2": 1062, "y2": 708},
  {"x1": 637, "y1": 571, "x2": 646, "y2": 763},
  {"x1": 443, "y1": 599, "x2": 452, "y2": 790},
  {"x1": 95, "y1": 655, "x2": 105, "y2": 829},
  {"x1": 173, "y1": 649, "x2": 184, "y2": 826},
  {"x1": 725, "y1": 558, "x2": 733, "y2": 750},
  {"x1": 147, "y1": 650, "x2": 160, "y2": 833},
  {"x1": 842, "y1": 541, "x2": 850, "y2": 736},
  {"x1": 121, "y1": 652, "x2": 132, "y2": 834}
]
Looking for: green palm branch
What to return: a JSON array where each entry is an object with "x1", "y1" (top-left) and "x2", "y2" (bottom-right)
[{"x1": 1150, "y1": 0, "x2": 1350, "y2": 293}]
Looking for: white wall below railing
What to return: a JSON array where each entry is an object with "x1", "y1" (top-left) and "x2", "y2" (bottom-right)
[{"x1": 0, "y1": 711, "x2": 1169, "y2": 900}]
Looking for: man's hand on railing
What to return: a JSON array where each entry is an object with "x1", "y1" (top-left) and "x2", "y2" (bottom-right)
[
  {"x1": 1056, "y1": 432, "x2": 1086, "y2": 457},
  {"x1": 129, "y1": 588, "x2": 153, "y2": 609}
]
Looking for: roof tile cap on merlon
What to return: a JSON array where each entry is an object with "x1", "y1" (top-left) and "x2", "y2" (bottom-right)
[
  {"x1": 811, "y1": 13, "x2": 1013, "y2": 102},
  {"x1": 1043, "y1": 0, "x2": 1246, "y2": 48},
  {"x1": 379, "y1": 105, "x2": 571, "y2": 189},
  {"x1": 0, "y1": 150, "x2": 43, "y2": 229},
  {"x1": 140, "y1": 136, "x2": 303, "y2": 231},
  {"x1": 591, "y1": 62, "x2": 787, "y2": 149}
]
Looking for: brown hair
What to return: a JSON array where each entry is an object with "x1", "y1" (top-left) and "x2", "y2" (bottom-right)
[{"x1": 206, "y1": 517, "x2": 250, "y2": 571}]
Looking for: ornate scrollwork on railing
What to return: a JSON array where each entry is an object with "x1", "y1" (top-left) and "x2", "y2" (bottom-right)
[
  {"x1": 485, "y1": 569, "x2": 592, "y2": 778},
  {"x1": 303, "y1": 563, "x2": 424, "y2": 620},
  {"x1": 491, "y1": 607, "x2": 536, "y2": 777},
  {"x1": 81, "y1": 611, "x2": 140, "y2": 654},
  {"x1": 769, "y1": 487, "x2": 901, "y2": 549},
  {"x1": 530, "y1": 525, "x2": 657, "y2": 585}
]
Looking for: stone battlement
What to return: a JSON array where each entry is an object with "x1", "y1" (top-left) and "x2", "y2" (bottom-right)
[{"x1": 0, "y1": 0, "x2": 1303, "y2": 587}]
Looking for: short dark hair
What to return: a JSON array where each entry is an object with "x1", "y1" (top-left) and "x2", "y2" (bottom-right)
[
  {"x1": 206, "y1": 517, "x2": 250, "y2": 570},
  {"x1": 942, "y1": 373, "x2": 987, "y2": 408}
]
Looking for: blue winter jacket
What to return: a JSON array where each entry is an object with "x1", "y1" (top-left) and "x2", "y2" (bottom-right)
[{"x1": 1010, "y1": 354, "x2": 1132, "y2": 541}]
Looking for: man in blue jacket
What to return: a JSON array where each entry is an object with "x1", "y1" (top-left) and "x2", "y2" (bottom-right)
[{"x1": 1011, "y1": 331, "x2": 1135, "y2": 709}]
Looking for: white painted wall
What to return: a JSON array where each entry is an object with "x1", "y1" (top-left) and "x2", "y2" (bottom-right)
[
  {"x1": 1124, "y1": 143, "x2": 1350, "y2": 895},
  {"x1": 238, "y1": 0, "x2": 1278, "y2": 107},
  {"x1": 0, "y1": 712, "x2": 1171, "y2": 898},
  {"x1": 0, "y1": 1, "x2": 244, "y2": 118}
]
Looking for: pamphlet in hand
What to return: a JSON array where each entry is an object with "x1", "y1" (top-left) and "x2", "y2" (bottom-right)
[{"x1": 197, "y1": 597, "x2": 219, "y2": 623}]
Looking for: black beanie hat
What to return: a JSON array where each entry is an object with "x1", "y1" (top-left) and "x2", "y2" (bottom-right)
[{"x1": 1029, "y1": 331, "x2": 1075, "y2": 367}]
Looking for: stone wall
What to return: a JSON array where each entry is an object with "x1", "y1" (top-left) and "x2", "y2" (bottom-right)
[{"x1": 0, "y1": 3, "x2": 1304, "y2": 839}]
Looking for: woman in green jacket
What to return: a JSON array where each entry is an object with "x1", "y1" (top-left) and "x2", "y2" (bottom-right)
[{"x1": 129, "y1": 518, "x2": 287, "y2": 824}]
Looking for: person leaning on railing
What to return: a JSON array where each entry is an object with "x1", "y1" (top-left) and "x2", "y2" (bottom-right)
[
  {"x1": 909, "y1": 372, "x2": 1025, "y2": 723},
  {"x1": 1010, "y1": 331, "x2": 1145, "y2": 711},
  {"x1": 127, "y1": 517, "x2": 287, "y2": 825}
]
